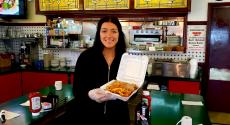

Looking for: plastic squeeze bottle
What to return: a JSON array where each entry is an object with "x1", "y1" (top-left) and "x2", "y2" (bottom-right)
[{"x1": 29, "y1": 92, "x2": 42, "y2": 116}]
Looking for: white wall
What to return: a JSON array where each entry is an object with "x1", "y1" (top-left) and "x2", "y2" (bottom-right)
[
  {"x1": 208, "y1": 0, "x2": 230, "y2": 2},
  {"x1": 187, "y1": 0, "x2": 208, "y2": 21},
  {"x1": 188, "y1": 0, "x2": 230, "y2": 21}
]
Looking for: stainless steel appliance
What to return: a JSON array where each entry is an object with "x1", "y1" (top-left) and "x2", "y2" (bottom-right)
[
  {"x1": 129, "y1": 29, "x2": 162, "y2": 45},
  {"x1": 166, "y1": 36, "x2": 181, "y2": 46},
  {"x1": 152, "y1": 61, "x2": 190, "y2": 78}
]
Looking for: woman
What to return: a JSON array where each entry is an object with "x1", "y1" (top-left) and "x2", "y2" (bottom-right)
[{"x1": 72, "y1": 16, "x2": 130, "y2": 125}]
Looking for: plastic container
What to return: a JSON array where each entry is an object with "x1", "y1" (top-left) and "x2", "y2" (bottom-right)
[
  {"x1": 141, "y1": 98, "x2": 150, "y2": 122},
  {"x1": 29, "y1": 92, "x2": 42, "y2": 116},
  {"x1": 142, "y1": 90, "x2": 151, "y2": 112},
  {"x1": 135, "y1": 97, "x2": 150, "y2": 125},
  {"x1": 101, "y1": 53, "x2": 149, "y2": 101}
]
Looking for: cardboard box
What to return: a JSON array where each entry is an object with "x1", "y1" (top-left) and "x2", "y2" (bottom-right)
[{"x1": 100, "y1": 53, "x2": 149, "y2": 101}]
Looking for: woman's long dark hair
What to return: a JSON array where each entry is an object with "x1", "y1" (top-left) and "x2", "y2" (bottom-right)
[{"x1": 92, "y1": 16, "x2": 127, "y2": 56}]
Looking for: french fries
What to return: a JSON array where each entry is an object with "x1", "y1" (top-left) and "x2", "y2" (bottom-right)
[{"x1": 105, "y1": 80, "x2": 138, "y2": 97}]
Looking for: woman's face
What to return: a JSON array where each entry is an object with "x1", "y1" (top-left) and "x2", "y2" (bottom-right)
[{"x1": 100, "y1": 22, "x2": 119, "y2": 49}]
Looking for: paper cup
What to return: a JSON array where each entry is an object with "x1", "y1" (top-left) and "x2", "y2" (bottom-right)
[{"x1": 55, "y1": 81, "x2": 62, "y2": 90}]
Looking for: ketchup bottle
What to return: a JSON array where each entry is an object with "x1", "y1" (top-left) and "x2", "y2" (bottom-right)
[
  {"x1": 29, "y1": 92, "x2": 42, "y2": 116},
  {"x1": 142, "y1": 90, "x2": 151, "y2": 112}
]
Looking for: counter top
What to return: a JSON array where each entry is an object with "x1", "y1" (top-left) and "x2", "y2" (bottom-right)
[
  {"x1": 150, "y1": 90, "x2": 211, "y2": 125},
  {"x1": 0, "y1": 84, "x2": 74, "y2": 125},
  {"x1": 0, "y1": 84, "x2": 210, "y2": 125}
]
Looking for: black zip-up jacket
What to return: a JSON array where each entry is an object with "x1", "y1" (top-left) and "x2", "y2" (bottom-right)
[{"x1": 72, "y1": 47, "x2": 130, "y2": 125}]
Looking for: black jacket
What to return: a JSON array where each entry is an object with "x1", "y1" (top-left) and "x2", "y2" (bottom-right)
[{"x1": 72, "y1": 47, "x2": 130, "y2": 125}]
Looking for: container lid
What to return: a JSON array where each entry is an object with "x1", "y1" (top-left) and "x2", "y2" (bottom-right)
[
  {"x1": 116, "y1": 53, "x2": 149, "y2": 88},
  {"x1": 143, "y1": 90, "x2": 150, "y2": 96},
  {"x1": 32, "y1": 112, "x2": 40, "y2": 116}
]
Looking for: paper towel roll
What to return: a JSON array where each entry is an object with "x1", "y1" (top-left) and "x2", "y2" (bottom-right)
[{"x1": 181, "y1": 116, "x2": 192, "y2": 125}]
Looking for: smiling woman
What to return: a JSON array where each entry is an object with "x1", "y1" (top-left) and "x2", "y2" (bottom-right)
[
  {"x1": 71, "y1": 16, "x2": 130, "y2": 125},
  {"x1": 100, "y1": 22, "x2": 119, "y2": 49}
]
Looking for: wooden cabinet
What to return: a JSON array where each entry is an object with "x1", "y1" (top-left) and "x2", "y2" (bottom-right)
[
  {"x1": 168, "y1": 80, "x2": 200, "y2": 95},
  {"x1": 21, "y1": 71, "x2": 69, "y2": 94},
  {"x1": 146, "y1": 75, "x2": 201, "y2": 95},
  {"x1": 70, "y1": 73, "x2": 74, "y2": 85},
  {"x1": 0, "y1": 71, "x2": 71, "y2": 103},
  {"x1": 0, "y1": 72, "x2": 21, "y2": 103},
  {"x1": 22, "y1": 72, "x2": 45, "y2": 94}
]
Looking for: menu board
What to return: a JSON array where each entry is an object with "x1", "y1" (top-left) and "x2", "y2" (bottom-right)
[
  {"x1": 39, "y1": 0, "x2": 80, "y2": 11},
  {"x1": 84, "y1": 0, "x2": 129, "y2": 10},
  {"x1": 134, "y1": 0, "x2": 187, "y2": 9},
  {"x1": 187, "y1": 25, "x2": 206, "y2": 52}
]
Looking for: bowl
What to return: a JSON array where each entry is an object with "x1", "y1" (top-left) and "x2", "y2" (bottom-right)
[
  {"x1": 51, "y1": 59, "x2": 59, "y2": 68},
  {"x1": 20, "y1": 64, "x2": 26, "y2": 69}
]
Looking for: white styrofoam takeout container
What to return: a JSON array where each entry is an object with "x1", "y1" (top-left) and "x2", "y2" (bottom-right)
[{"x1": 100, "y1": 53, "x2": 149, "y2": 101}]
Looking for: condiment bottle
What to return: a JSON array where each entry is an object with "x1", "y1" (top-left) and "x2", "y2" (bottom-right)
[
  {"x1": 0, "y1": 110, "x2": 6, "y2": 123},
  {"x1": 142, "y1": 90, "x2": 151, "y2": 112},
  {"x1": 139, "y1": 97, "x2": 150, "y2": 125},
  {"x1": 135, "y1": 102, "x2": 142, "y2": 125},
  {"x1": 29, "y1": 92, "x2": 42, "y2": 116},
  {"x1": 135, "y1": 91, "x2": 151, "y2": 125}
]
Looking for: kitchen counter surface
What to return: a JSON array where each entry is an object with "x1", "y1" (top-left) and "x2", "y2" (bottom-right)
[
  {"x1": 0, "y1": 84, "x2": 74, "y2": 125},
  {"x1": 150, "y1": 90, "x2": 211, "y2": 125},
  {"x1": 0, "y1": 84, "x2": 210, "y2": 125}
]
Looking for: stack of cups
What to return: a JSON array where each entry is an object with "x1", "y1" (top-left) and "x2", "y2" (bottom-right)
[
  {"x1": 43, "y1": 53, "x2": 53, "y2": 68},
  {"x1": 189, "y1": 58, "x2": 198, "y2": 79}
]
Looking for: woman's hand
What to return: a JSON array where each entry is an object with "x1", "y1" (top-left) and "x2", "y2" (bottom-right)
[{"x1": 88, "y1": 88, "x2": 115, "y2": 103}]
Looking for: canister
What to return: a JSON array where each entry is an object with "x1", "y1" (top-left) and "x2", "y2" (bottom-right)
[
  {"x1": 59, "y1": 57, "x2": 66, "y2": 68},
  {"x1": 43, "y1": 53, "x2": 53, "y2": 68},
  {"x1": 43, "y1": 53, "x2": 50, "y2": 68}
]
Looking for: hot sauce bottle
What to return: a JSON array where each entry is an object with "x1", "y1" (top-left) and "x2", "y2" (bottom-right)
[
  {"x1": 135, "y1": 90, "x2": 151, "y2": 125},
  {"x1": 29, "y1": 92, "x2": 42, "y2": 116}
]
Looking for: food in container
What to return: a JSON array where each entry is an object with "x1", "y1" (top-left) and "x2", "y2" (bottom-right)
[
  {"x1": 105, "y1": 80, "x2": 138, "y2": 97},
  {"x1": 101, "y1": 53, "x2": 149, "y2": 101}
]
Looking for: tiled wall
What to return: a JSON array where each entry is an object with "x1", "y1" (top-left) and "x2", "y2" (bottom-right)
[{"x1": 0, "y1": 23, "x2": 205, "y2": 67}]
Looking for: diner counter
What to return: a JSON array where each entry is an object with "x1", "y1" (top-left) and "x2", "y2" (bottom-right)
[
  {"x1": 0, "y1": 84, "x2": 74, "y2": 125},
  {"x1": 0, "y1": 84, "x2": 211, "y2": 125},
  {"x1": 151, "y1": 90, "x2": 211, "y2": 125}
]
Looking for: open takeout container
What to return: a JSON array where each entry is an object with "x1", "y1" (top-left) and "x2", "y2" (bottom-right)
[{"x1": 100, "y1": 53, "x2": 149, "y2": 101}]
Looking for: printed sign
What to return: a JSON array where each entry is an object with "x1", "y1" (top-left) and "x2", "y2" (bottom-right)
[{"x1": 187, "y1": 25, "x2": 206, "y2": 52}]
